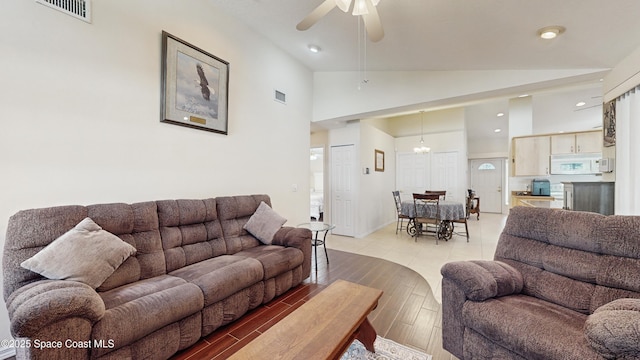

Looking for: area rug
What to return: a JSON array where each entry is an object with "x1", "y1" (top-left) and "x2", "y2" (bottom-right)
[{"x1": 341, "y1": 336, "x2": 432, "y2": 360}]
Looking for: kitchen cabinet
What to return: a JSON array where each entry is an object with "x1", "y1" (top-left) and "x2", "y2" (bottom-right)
[
  {"x1": 512, "y1": 136, "x2": 550, "y2": 176},
  {"x1": 551, "y1": 131, "x2": 602, "y2": 154},
  {"x1": 563, "y1": 181, "x2": 614, "y2": 215}
]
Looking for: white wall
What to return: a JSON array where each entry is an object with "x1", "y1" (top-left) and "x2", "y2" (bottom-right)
[
  {"x1": 386, "y1": 108, "x2": 464, "y2": 137},
  {"x1": 0, "y1": 0, "x2": 312, "y2": 347},
  {"x1": 322, "y1": 121, "x2": 396, "y2": 238},
  {"x1": 467, "y1": 138, "x2": 508, "y2": 159},
  {"x1": 358, "y1": 122, "x2": 397, "y2": 236},
  {"x1": 604, "y1": 45, "x2": 640, "y2": 102},
  {"x1": 312, "y1": 69, "x2": 608, "y2": 122}
]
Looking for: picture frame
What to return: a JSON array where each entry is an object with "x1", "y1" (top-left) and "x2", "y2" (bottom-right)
[
  {"x1": 161, "y1": 31, "x2": 229, "y2": 134},
  {"x1": 603, "y1": 99, "x2": 616, "y2": 147},
  {"x1": 375, "y1": 149, "x2": 385, "y2": 172}
]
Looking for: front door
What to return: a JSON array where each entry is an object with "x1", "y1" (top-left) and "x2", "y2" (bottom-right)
[{"x1": 469, "y1": 158, "x2": 505, "y2": 213}]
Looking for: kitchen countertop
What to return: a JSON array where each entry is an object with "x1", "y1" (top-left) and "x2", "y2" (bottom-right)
[
  {"x1": 512, "y1": 195, "x2": 555, "y2": 200},
  {"x1": 511, "y1": 192, "x2": 555, "y2": 208}
]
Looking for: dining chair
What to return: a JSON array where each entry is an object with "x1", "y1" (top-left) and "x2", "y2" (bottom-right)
[
  {"x1": 425, "y1": 190, "x2": 446, "y2": 200},
  {"x1": 392, "y1": 191, "x2": 410, "y2": 234},
  {"x1": 451, "y1": 216, "x2": 470, "y2": 241},
  {"x1": 412, "y1": 193, "x2": 442, "y2": 244}
]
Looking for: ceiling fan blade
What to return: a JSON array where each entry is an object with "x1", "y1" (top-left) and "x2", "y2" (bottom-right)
[
  {"x1": 296, "y1": 0, "x2": 338, "y2": 31},
  {"x1": 361, "y1": 0, "x2": 384, "y2": 42}
]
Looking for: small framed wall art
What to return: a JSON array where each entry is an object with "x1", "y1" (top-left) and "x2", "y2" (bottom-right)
[
  {"x1": 161, "y1": 31, "x2": 229, "y2": 134},
  {"x1": 375, "y1": 149, "x2": 385, "y2": 172}
]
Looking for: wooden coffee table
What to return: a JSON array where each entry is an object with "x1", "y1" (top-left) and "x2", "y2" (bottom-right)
[{"x1": 229, "y1": 279, "x2": 383, "y2": 360}]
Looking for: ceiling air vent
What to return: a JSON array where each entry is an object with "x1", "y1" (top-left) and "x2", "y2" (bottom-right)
[
  {"x1": 36, "y1": 0, "x2": 92, "y2": 23},
  {"x1": 274, "y1": 90, "x2": 286, "y2": 104}
]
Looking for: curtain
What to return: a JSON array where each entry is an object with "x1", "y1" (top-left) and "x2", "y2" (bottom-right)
[{"x1": 615, "y1": 85, "x2": 640, "y2": 215}]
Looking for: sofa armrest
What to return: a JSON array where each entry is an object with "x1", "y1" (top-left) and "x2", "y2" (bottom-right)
[
  {"x1": 7, "y1": 279, "x2": 105, "y2": 337},
  {"x1": 441, "y1": 260, "x2": 523, "y2": 358},
  {"x1": 441, "y1": 260, "x2": 523, "y2": 301},
  {"x1": 272, "y1": 227, "x2": 312, "y2": 278},
  {"x1": 585, "y1": 298, "x2": 640, "y2": 359},
  {"x1": 272, "y1": 227, "x2": 311, "y2": 248}
]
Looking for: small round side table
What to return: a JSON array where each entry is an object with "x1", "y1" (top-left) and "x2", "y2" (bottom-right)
[{"x1": 297, "y1": 222, "x2": 335, "y2": 271}]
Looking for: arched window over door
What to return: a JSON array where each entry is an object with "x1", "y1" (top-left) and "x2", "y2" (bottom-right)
[{"x1": 478, "y1": 163, "x2": 496, "y2": 170}]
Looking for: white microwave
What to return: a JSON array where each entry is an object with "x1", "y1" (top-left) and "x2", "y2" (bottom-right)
[{"x1": 550, "y1": 154, "x2": 601, "y2": 175}]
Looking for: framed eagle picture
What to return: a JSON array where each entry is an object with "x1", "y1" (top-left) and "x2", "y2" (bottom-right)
[{"x1": 161, "y1": 31, "x2": 229, "y2": 134}]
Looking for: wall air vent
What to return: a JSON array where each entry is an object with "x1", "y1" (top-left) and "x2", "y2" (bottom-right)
[
  {"x1": 36, "y1": 0, "x2": 92, "y2": 23},
  {"x1": 274, "y1": 90, "x2": 286, "y2": 104}
]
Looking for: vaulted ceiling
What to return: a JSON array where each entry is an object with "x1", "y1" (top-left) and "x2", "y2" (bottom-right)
[{"x1": 210, "y1": 0, "x2": 640, "y2": 138}]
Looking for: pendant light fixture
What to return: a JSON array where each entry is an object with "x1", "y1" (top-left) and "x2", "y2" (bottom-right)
[{"x1": 414, "y1": 111, "x2": 431, "y2": 153}]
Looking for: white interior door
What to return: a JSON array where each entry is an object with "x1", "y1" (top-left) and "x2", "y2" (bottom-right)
[
  {"x1": 431, "y1": 151, "x2": 459, "y2": 202},
  {"x1": 470, "y1": 158, "x2": 504, "y2": 213},
  {"x1": 396, "y1": 152, "x2": 429, "y2": 200},
  {"x1": 331, "y1": 145, "x2": 355, "y2": 236}
]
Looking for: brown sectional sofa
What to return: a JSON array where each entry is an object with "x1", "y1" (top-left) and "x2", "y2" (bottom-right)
[
  {"x1": 441, "y1": 206, "x2": 640, "y2": 360},
  {"x1": 3, "y1": 194, "x2": 311, "y2": 359}
]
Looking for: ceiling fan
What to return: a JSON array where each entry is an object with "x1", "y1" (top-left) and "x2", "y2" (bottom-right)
[{"x1": 296, "y1": 0, "x2": 384, "y2": 42}]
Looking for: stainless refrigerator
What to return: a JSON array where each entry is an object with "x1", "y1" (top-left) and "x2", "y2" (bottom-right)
[{"x1": 562, "y1": 182, "x2": 615, "y2": 215}]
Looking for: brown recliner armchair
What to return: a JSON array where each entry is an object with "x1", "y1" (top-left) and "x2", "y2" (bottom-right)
[{"x1": 441, "y1": 206, "x2": 640, "y2": 359}]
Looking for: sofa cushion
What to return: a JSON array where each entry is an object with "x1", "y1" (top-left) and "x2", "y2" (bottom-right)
[
  {"x1": 20, "y1": 217, "x2": 136, "y2": 289},
  {"x1": 235, "y1": 245, "x2": 304, "y2": 279},
  {"x1": 169, "y1": 255, "x2": 264, "y2": 306},
  {"x1": 93, "y1": 275, "x2": 204, "y2": 358},
  {"x1": 463, "y1": 294, "x2": 601, "y2": 360},
  {"x1": 89, "y1": 201, "x2": 166, "y2": 290},
  {"x1": 216, "y1": 195, "x2": 271, "y2": 254},
  {"x1": 243, "y1": 202, "x2": 287, "y2": 245},
  {"x1": 157, "y1": 199, "x2": 226, "y2": 273}
]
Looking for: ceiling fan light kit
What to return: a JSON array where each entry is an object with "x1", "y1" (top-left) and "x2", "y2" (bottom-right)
[{"x1": 352, "y1": 0, "x2": 369, "y2": 16}]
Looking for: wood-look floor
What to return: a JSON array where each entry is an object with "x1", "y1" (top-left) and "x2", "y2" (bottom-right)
[{"x1": 171, "y1": 248, "x2": 456, "y2": 360}]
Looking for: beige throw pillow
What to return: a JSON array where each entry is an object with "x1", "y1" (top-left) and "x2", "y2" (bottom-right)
[
  {"x1": 243, "y1": 201, "x2": 287, "y2": 245},
  {"x1": 21, "y1": 217, "x2": 137, "y2": 289}
]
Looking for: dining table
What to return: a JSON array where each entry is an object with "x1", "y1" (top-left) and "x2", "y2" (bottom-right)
[
  {"x1": 400, "y1": 200, "x2": 466, "y2": 239},
  {"x1": 400, "y1": 200, "x2": 466, "y2": 221}
]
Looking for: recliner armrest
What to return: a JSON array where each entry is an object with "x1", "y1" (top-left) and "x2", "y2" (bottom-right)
[
  {"x1": 272, "y1": 227, "x2": 311, "y2": 248},
  {"x1": 585, "y1": 298, "x2": 640, "y2": 359},
  {"x1": 272, "y1": 227, "x2": 312, "y2": 277},
  {"x1": 440, "y1": 260, "x2": 523, "y2": 301},
  {"x1": 7, "y1": 279, "x2": 105, "y2": 337}
]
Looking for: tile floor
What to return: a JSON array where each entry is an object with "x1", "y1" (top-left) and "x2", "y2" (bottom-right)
[{"x1": 324, "y1": 213, "x2": 509, "y2": 302}]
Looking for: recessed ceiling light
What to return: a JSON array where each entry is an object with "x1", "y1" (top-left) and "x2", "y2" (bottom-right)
[
  {"x1": 497, "y1": 112, "x2": 504, "y2": 117},
  {"x1": 576, "y1": 101, "x2": 586, "y2": 107},
  {"x1": 494, "y1": 128, "x2": 502, "y2": 133},
  {"x1": 538, "y1": 26, "x2": 565, "y2": 40},
  {"x1": 308, "y1": 44, "x2": 321, "y2": 53},
  {"x1": 518, "y1": 94, "x2": 529, "y2": 98}
]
